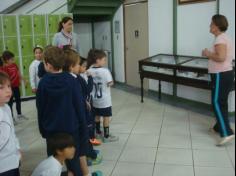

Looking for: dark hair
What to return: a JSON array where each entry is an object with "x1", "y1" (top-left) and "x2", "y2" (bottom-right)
[
  {"x1": 2, "y1": 51, "x2": 14, "y2": 62},
  {"x1": 63, "y1": 49, "x2": 80, "y2": 72},
  {"x1": 47, "y1": 133, "x2": 75, "y2": 157},
  {"x1": 0, "y1": 71, "x2": 10, "y2": 85},
  {"x1": 79, "y1": 57, "x2": 87, "y2": 66},
  {"x1": 62, "y1": 45, "x2": 73, "y2": 51},
  {"x1": 44, "y1": 46, "x2": 65, "y2": 71},
  {"x1": 33, "y1": 45, "x2": 43, "y2": 53},
  {"x1": 87, "y1": 49, "x2": 107, "y2": 68},
  {"x1": 58, "y1": 17, "x2": 73, "y2": 32},
  {"x1": 212, "y1": 14, "x2": 229, "y2": 32}
]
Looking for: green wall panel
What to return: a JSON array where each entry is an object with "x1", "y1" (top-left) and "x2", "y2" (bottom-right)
[
  {"x1": 0, "y1": 38, "x2": 4, "y2": 54},
  {"x1": 5, "y1": 37, "x2": 19, "y2": 56},
  {"x1": 25, "y1": 76, "x2": 34, "y2": 96},
  {"x1": 22, "y1": 56, "x2": 34, "y2": 76},
  {"x1": 34, "y1": 36, "x2": 47, "y2": 48},
  {"x1": 0, "y1": 16, "x2": 3, "y2": 37},
  {"x1": 21, "y1": 37, "x2": 33, "y2": 56},
  {"x1": 48, "y1": 15, "x2": 60, "y2": 35},
  {"x1": 19, "y1": 15, "x2": 32, "y2": 36},
  {"x1": 33, "y1": 15, "x2": 46, "y2": 35},
  {"x1": 3, "y1": 15, "x2": 17, "y2": 37}
]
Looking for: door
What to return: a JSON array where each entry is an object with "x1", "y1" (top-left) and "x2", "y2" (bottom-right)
[{"x1": 124, "y1": 2, "x2": 149, "y2": 88}]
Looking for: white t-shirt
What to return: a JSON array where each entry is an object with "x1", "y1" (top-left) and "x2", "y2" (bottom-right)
[
  {"x1": 0, "y1": 105, "x2": 21, "y2": 173},
  {"x1": 31, "y1": 156, "x2": 63, "y2": 176},
  {"x1": 29, "y1": 60, "x2": 41, "y2": 89},
  {"x1": 88, "y1": 67, "x2": 113, "y2": 108}
]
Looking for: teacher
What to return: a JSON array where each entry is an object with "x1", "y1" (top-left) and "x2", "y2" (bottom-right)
[
  {"x1": 202, "y1": 14, "x2": 235, "y2": 146},
  {"x1": 52, "y1": 16, "x2": 80, "y2": 52}
]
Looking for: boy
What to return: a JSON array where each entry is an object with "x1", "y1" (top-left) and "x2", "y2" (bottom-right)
[
  {"x1": 29, "y1": 45, "x2": 43, "y2": 93},
  {"x1": 2, "y1": 51, "x2": 27, "y2": 121},
  {"x1": 63, "y1": 49, "x2": 103, "y2": 174},
  {"x1": 37, "y1": 47, "x2": 102, "y2": 176},
  {"x1": 31, "y1": 133, "x2": 76, "y2": 176},
  {"x1": 87, "y1": 49, "x2": 119, "y2": 143},
  {"x1": 0, "y1": 72, "x2": 21, "y2": 176}
]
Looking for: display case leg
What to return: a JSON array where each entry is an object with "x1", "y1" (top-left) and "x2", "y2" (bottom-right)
[
  {"x1": 141, "y1": 78, "x2": 144, "y2": 103},
  {"x1": 159, "y1": 80, "x2": 162, "y2": 100}
]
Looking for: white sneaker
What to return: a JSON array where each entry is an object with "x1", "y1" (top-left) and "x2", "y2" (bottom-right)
[{"x1": 216, "y1": 135, "x2": 235, "y2": 146}]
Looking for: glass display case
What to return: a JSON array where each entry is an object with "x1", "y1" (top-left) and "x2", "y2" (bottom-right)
[{"x1": 139, "y1": 54, "x2": 235, "y2": 102}]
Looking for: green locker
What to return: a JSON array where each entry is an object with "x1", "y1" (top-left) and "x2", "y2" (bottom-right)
[
  {"x1": 48, "y1": 15, "x2": 60, "y2": 35},
  {"x1": 34, "y1": 36, "x2": 47, "y2": 48},
  {"x1": 4, "y1": 37, "x2": 19, "y2": 56},
  {"x1": 3, "y1": 15, "x2": 17, "y2": 37},
  {"x1": 25, "y1": 76, "x2": 34, "y2": 96},
  {"x1": 0, "y1": 16, "x2": 3, "y2": 37},
  {"x1": 22, "y1": 56, "x2": 34, "y2": 76},
  {"x1": 0, "y1": 38, "x2": 4, "y2": 54},
  {"x1": 21, "y1": 37, "x2": 33, "y2": 56},
  {"x1": 19, "y1": 15, "x2": 32, "y2": 36},
  {"x1": 33, "y1": 15, "x2": 46, "y2": 35}
]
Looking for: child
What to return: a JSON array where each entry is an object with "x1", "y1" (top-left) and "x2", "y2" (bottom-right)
[
  {"x1": 2, "y1": 51, "x2": 27, "y2": 121},
  {"x1": 29, "y1": 45, "x2": 43, "y2": 93},
  {"x1": 0, "y1": 72, "x2": 21, "y2": 176},
  {"x1": 87, "y1": 49, "x2": 119, "y2": 143},
  {"x1": 63, "y1": 49, "x2": 103, "y2": 175},
  {"x1": 77, "y1": 57, "x2": 102, "y2": 166},
  {"x1": 31, "y1": 133, "x2": 76, "y2": 176}
]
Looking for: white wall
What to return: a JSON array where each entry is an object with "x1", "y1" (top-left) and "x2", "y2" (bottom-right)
[
  {"x1": 177, "y1": 1, "x2": 216, "y2": 56},
  {"x1": 113, "y1": 6, "x2": 125, "y2": 83},
  {"x1": 74, "y1": 23, "x2": 92, "y2": 58},
  {"x1": 148, "y1": 0, "x2": 174, "y2": 94},
  {"x1": 220, "y1": 0, "x2": 235, "y2": 58}
]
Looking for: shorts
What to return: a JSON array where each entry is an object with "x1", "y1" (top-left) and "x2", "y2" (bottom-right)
[{"x1": 93, "y1": 107, "x2": 112, "y2": 117}]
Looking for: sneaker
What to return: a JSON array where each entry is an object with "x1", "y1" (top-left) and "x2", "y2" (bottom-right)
[
  {"x1": 95, "y1": 133, "x2": 103, "y2": 140},
  {"x1": 90, "y1": 138, "x2": 102, "y2": 146},
  {"x1": 92, "y1": 171, "x2": 103, "y2": 176},
  {"x1": 216, "y1": 135, "x2": 235, "y2": 146},
  {"x1": 87, "y1": 152, "x2": 103, "y2": 166},
  {"x1": 17, "y1": 115, "x2": 29, "y2": 120},
  {"x1": 103, "y1": 135, "x2": 119, "y2": 143}
]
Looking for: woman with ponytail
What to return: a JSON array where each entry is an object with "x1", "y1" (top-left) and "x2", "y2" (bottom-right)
[{"x1": 52, "y1": 17, "x2": 80, "y2": 53}]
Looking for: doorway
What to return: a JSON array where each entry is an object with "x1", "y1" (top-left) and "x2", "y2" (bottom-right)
[{"x1": 124, "y1": 1, "x2": 149, "y2": 88}]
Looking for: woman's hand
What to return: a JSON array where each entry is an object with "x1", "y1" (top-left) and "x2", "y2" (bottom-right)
[{"x1": 202, "y1": 49, "x2": 211, "y2": 58}]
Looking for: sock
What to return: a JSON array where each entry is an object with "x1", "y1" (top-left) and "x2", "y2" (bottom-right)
[
  {"x1": 104, "y1": 127, "x2": 109, "y2": 138},
  {"x1": 96, "y1": 122, "x2": 101, "y2": 134}
]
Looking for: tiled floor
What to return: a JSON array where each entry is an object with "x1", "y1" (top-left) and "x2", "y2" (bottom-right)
[{"x1": 15, "y1": 88, "x2": 235, "y2": 176}]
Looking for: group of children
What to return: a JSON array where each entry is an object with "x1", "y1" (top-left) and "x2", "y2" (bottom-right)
[{"x1": 0, "y1": 45, "x2": 119, "y2": 176}]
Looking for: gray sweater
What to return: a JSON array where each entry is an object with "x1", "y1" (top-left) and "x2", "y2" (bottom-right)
[{"x1": 52, "y1": 32, "x2": 80, "y2": 53}]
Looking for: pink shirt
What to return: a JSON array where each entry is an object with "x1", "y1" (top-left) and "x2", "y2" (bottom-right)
[{"x1": 208, "y1": 33, "x2": 234, "y2": 73}]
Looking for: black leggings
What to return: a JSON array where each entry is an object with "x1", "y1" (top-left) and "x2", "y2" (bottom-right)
[
  {"x1": 211, "y1": 70, "x2": 234, "y2": 137},
  {"x1": 8, "y1": 87, "x2": 22, "y2": 117}
]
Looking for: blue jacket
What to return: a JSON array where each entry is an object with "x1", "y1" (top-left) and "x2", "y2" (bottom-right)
[
  {"x1": 77, "y1": 75, "x2": 93, "y2": 101},
  {"x1": 36, "y1": 72, "x2": 86, "y2": 138}
]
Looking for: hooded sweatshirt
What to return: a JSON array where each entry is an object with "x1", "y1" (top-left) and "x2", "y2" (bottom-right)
[{"x1": 36, "y1": 72, "x2": 85, "y2": 138}]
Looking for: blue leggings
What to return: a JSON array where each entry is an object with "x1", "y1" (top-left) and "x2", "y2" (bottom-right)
[{"x1": 211, "y1": 70, "x2": 234, "y2": 137}]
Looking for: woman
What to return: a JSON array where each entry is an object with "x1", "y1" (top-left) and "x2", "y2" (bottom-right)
[
  {"x1": 202, "y1": 14, "x2": 235, "y2": 146},
  {"x1": 52, "y1": 17, "x2": 80, "y2": 53}
]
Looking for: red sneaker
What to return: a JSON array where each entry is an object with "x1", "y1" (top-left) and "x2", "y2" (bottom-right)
[{"x1": 90, "y1": 138, "x2": 102, "y2": 146}]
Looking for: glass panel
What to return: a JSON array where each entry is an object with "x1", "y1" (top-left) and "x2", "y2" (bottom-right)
[
  {"x1": 146, "y1": 55, "x2": 192, "y2": 65},
  {"x1": 143, "y1": 65, "x2": 174, "y2": 75},
  {"x1": 181, "y1": 58, "x2": 208, "y2": 69}
]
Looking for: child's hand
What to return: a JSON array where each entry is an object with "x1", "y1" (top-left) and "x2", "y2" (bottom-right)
[
  {"x1": 107, "y1": 81, "x2": 114, "y2": 87},
  {"x1": 32, "y1": 89, "x2": 37, "y2": 94},
  {"x1": 86, "y1": 101, "x2": 91, "y2": 111},
  {"x1": 19, "y1": 150, "x2": 23, "y2": 162},
  {"x1": 68, "y1": 171, "x2": 74, "y2": 176}
]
